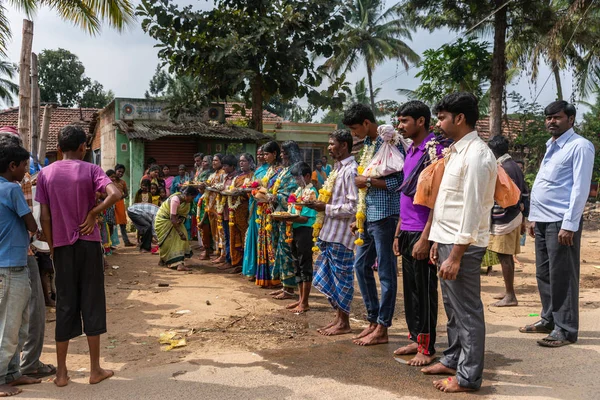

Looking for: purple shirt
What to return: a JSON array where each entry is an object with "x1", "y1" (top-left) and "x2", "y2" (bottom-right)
[
  {"x1": 35, "y1": 160, "x2": 113, "y2": 248},
  {"x1": 400, "y1": 133, "x2": 442, "y2": 231}
]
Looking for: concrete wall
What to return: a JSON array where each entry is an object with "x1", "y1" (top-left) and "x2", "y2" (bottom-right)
[
  {"x1": 94, "y1": 101, "x2": 117, "y2": 172},
  {"x1": 129, "y1": 140, "x2": 145, "y2": 206}
]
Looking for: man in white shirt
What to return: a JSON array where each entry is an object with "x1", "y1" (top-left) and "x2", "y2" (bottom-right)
[{"x1": 423, "y1": 93, "x2": 497, "y2": 393}]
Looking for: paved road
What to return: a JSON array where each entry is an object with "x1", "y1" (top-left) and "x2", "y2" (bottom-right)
[{"x1": 15, "y1": 307, "x2": 600, "y2": 400}]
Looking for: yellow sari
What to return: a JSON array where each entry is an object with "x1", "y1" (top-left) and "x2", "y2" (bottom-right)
[{"x1": 155, "y1": 194, "x2": 192, "y2": 267}]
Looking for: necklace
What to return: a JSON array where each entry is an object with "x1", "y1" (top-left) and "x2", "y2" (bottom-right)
[{"x1": 311, "y1": 169, "x2": 339, "y2": 252}]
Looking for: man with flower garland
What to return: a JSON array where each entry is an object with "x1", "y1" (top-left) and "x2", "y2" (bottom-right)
[
  {"x1": 343, "y1": 103, "x2": 405, "y2": 346},
  {"x1": 306, "y1": 129, "x2": 358, "y2": 336}
]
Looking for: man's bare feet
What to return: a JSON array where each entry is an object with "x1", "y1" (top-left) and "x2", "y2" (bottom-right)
[
  {"x1": 288, "y1": 304, "x2": 310, "y2": 314},
  {"x1": 53, "y1": 373, "x2": 70, "y2": 387},
  {"x1": 216, "y1": 263, "x2": 233, "y2": 270},
  {"x1": 268, "y1": 288, "x2": 283, "y2": 296},
  {"x1": 492, "y1": 292, "x2": 506, "y2": 300},
  {"x1": 8, "y1": 376, "x2": 41, "y2": 386},
  {"x1": 352, "y1": 323, "x2": 376, "y2": 340},
  {"x1": 408, "y1": 352, "x2": 436, "y2": 367},
  {"x1": 273, "y1": 291, "x2": 296, "y2": 300},
  {"x1": 89, "y1": 368, "x2": 114, "y2": 385},
  {"x1": 491, "y1": 295, "x2": 518, "y2": 307},
  {"x1": 0, "y1": 384, "x2": 21, "y2": 397},
  {"x1": 212, "y1": 256, "x2": 226, "y2": 264},
  {"x1": 421, "y1": 362, "x2": 456, "y2": 375},
  {"x1": 317, "y1": 318, "x2": 339, "y2": 333},
  {"x1": 394, "y1": 342, "x2": 418, "y2": 356},
  {"x1": 286, "y1": 301, "x2": 300, "y2": 309},
  {"x1": 321, "y1": 322, "x2": 352, "y2": 336},
  {"x1": 353, "y1": 325, "x2": 388, "y2": 346},
  {"x1": 433, "y1": 377, "x2": 475, "y2": 393}
]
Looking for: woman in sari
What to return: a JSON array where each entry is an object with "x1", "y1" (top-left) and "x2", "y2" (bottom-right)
[
  {"x1": 253, "y1": 141, "x2": 283, "y2": 288},
  {"x1": 271, "y1": 140, "x2": 303, "y2": 300},
  {"x1": 242, "y1": 146, "x2": 268, "y2": 280},
  {"x1": 155, "y1": 186, "x2": 200, "y2": 271}
]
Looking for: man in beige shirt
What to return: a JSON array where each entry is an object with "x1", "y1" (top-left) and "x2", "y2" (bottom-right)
[{"x1": 423, "y1": 93, "x2": 497, "y2": 393}]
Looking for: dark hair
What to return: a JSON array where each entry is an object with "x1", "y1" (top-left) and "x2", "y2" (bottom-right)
[
  {"x1": 488, "y1": 135, "x2": 509, "y2": 158},
  {"x1": 178, "y1": 164, "x2": 186, "y2": 170},
  {"x1": 106, "y1": 169, "x2": 116, "y2": 177},
  {"x1": 222, "y1": 154, "x2": 238, "y2": 168},
  {"x1": 150, "y1": 182, "x2": 158, "y2": 189},
  {"x1": 342, "y1": 103, "x2": 376, "y2": 126},
  {"x1": 329, "y1": 129, "x2": 354, "y2": 152},
  {"x1": 262, "y1": 141, "x2": 281, "y2": 163},
  {"x1": 434, "y1": 92, "x2": 480, "y2": 128},
  {"x1": 148, "y1": 165, "x2": 160, "y2": 173},
  {"x1": 314, "y1": 160, "x2": 323, "y2": 168},
  {"x1": 239, "y1": 152, "x2": 256, "y2": 170},
  {"x1": 515, "y1": 159, "x2": 525, "y2": 166},
  {"x1": 213, "y1": 153, "x2": 224, "y2": 162},
  {"x1": 0, "y1": 142, "x2": 29, "y2": 173},
  {"x1": 281, "y1": 140, "x2": 303, "y2": 165},
  {"x1": 397, "y1": 100, "x2": 431, "y2": 130},
  {"x1": 291, "y1": 161, "x2": 311, "y2": 178},
  {"x1": 194, "y1": 152, "x2": 204, "y2": 159},
  {"x1": 182, "y1": 185, "x2": 199, "y2": 197},
  {"x1": 58, "y1": 125, "x2": 87, "y2": 152},
  {"x1": 115, "y1": 163, "x2": 126, "y2": 172},
  {"x1": 0, "y1": 132, "x2": 22, "y2": 147},
  {"x1": 544, "y1": 100, "x2": 576, "y2": 118},
  {"x1": 146, "y1": 157, "x2": 157, "y2": 166},
  {"x1": 140, "y1": 179, "x2": 151, "y2": 188}
]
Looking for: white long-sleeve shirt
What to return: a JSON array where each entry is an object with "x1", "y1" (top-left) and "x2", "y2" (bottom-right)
[{"x1": 429, "y1": 131, "x2": 497, "y2": 247}]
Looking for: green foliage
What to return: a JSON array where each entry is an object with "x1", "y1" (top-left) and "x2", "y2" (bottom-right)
[
  {"x1": 265, "y1": 95, "x2": 317, "y2": 123},
  {"x1": 225, "y1": 143, "x2": 243, "y2": 156},
  {"x1": 163, "y1": 75, "x2": 209, "y2": 120},
  {"x1": 398, "y1": 38, "x2": 491, "y2": 106},
  {"x1": 137, "y1": 0, "x2": 349, "y2": 130},
  {"x1": 80, "y1": 81, "x2": 113, "y2": 108},
  {"x1": 0, "y1": 59, "x2": 18, "y2": 107},
  {"x1": 145, "y1": 65, "x2": 170, "y2": 99},
  {"x1": 577, "y1": 93, "x2": 600, "y2": 181},
  {"x1": 39, "y1": 48, "x2": 90, "y2": 107}
]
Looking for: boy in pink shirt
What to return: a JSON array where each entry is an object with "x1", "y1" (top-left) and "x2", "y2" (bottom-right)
[{"x1": 36, "y1": 125, "x2": 121, "y2": 387}]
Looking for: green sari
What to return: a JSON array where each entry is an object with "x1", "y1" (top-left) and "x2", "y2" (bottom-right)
[{"x1": 155, "y1": 193, "x2": 193, "y2": 267}]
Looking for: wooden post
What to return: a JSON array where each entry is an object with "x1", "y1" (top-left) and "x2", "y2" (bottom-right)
[
  {"x1": 30, "y1": 52, "x2": 40, "y2": 168},
  {"x1": 18, "y1": 19, "x2": 34, "y2": 151},
  {"x1": 38, "y1": 104, "x2": 55, "y2": 163}
]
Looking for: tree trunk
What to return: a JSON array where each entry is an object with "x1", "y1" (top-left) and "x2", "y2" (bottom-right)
[
  {"x1": 38, "y1": 104, "x2": 55, "y2": 163},
  {"x1": 18, "y1": 20, "x2": 34, "y2": 151},
  {"x1": 251, "y1": 74, "x2": 263, "y2": 133},
  {"x1": 552, "y1": 60, "x2": 563, "y2": 100},
  {"x1": 489, "y1": 1, "x2": 507, "y2": 138},
  {"x1": 367, "y1": 63, "x2": 376, "y2": 112},
  {"x1": 30, "y1": 52, "x2": 40, "y2": 169}
]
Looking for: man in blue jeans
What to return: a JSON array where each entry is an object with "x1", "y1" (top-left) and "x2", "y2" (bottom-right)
[{"x1": 343, "y1": 103, "x2": 404, "y2": 346}]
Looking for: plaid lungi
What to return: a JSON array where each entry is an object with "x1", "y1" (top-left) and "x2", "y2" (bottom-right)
[{"x1": 313, "y1": 241, "x2": 355, "y2": 314}]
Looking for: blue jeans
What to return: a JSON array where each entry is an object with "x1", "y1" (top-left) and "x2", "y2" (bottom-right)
[
  {"x1": 0, "y1": 266, "x2": 31, "y2": 385},
  {"x1": 222, "y1": 220, "x2": 231, "y2": 264},
  {"x1": 354, "y1": 216, "x2": 398, "y2": 327}
]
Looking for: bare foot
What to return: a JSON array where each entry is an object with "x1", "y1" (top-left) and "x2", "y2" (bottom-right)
[
  {"x1": 394, "y1": 342, "x2": 418, "y2": 356},
  {"x1": 289, "y1": 304, "x2": 310, "y2": 314},
  {"x1": 421, "y1": 362, "x2": 456, "y2": 375},
  {"x1": 433, "y1": 377, "x2": 475, "y2": 393},
  {"x1": 285, "y1": 301, "x2": 301, "y2": 309},
  {"x1": 273, "y1": 291, "x2": 296, "y2": 300},
  {"x1": 212, "y1": 256, "x2": 226, "y2": 264},
  {"x1": 352, "y1": 323, "x2": 376, "y2": 340},
  {"x1": 268, "y1": 288, "x2": 283, "y2": 296},
  {"x1": 492, "y1": 292, "x2": 506, "y2": 300},
  {"x1": 317, "y1": 318, "x2": 338, "y2": 333},
  {"x1": 216, "y1": 263, "x2": 233, "y2": 270},
  {"x1": 408, "y1": 352, "x2": 436, "y2": 367},
  {"x1": 247, "y1": 277, "x2": 256, "y2": 282},
  {"x1": 177, "y1": 265, "x2": 192, "y2": 272},
  {"x1": 322, "y1": 322, "x2": 352, "y2": 336},
  {"x1": 353, "y1": 326, "x2": 388, "y2": 346},
  {"x1": 8, "y1": 376, "x2": 41, "y2": 386},
  {"x1": 54, "y1": 373, "x2": 70, "y2": 388},
  {"x1": 0, "y1": 384, "x2": 21, "y2": 396},
  {"x1": 89, "y1": 368, "x2": 114, "y2": 385},
  {"x1": 491, "y1": 295, "x2": 518, "y2": 307}
]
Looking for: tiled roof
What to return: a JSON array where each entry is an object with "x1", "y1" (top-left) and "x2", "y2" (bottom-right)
[
  {"x1": 224, "y1": 103, "x2": 282, "y2": 124},
  {"x1": 0, "y1": 106, "x2": 99, "y2": 151},
  {"x1": 114, "y1": 120, "x2": 272, "y2": 142},
  {"x1": 476, "y1": 116, "x2": 523, "y2": 141}
]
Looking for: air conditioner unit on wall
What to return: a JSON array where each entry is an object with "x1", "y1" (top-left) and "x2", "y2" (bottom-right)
[{"x1": 203, "y1": 104, "x2": 225, "y2": 124}]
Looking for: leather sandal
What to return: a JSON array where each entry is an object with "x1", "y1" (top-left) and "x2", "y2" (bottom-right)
[{"x1": 519, "y1": 320, "x2": 553, "y2": 334}]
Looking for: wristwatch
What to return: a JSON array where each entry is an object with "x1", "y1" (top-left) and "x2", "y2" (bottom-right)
[{"x1": 366, "y1": 177, "x2": 372, "y2": 188}]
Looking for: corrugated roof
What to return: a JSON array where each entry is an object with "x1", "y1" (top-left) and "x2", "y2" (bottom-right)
[
  {"x1": 0, "y1": 106, "x2": 99, "y2": 150},
  {"x1": 115, "y1": 120, "x2": 272, "y2": 142}
]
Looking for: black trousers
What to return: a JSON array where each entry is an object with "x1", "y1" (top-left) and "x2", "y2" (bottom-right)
[
  {"x1": 128, "y1": 210, "x2": 154, "y2": 251},
  {"x1": 292, "y1": 226, "x2": 314, "y2": 283},
  {"x1": 399, "y1": 230, "x2": 438, "y2": 355},
  {"x1": 535, "y1": 221, "x2": 582, "y2": 342}
]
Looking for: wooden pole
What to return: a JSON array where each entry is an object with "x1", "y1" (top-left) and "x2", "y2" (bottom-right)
[
  {"x1": 18, "y1": 19, "x2": 33, "y2": 151},
  {"x1": 30, "y1": 52, "x2": 40, "y2": 168},
  {"x1": 38, "y1": 104, "x2": 55, "y2": 163}
]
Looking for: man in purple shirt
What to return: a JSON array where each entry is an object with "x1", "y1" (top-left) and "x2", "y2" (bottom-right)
[
  {"x1": 36, "y1": 125, "x2": 121, "y2": 388},
  {"x1": 393, "y1": 101, "x2": 442, "y2": 366}
]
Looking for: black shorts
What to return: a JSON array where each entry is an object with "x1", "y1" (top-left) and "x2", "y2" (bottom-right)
[
  {"x1": 292, "y1": 226, "x2": 314, "y2": 283},
  {"x1": 53, "y1": 240, "x2": 107, "y2": 342}
]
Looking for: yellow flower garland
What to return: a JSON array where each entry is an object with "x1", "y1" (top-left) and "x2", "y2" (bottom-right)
[
  {"x1": 311, "y1": 170, "x2": 338, "y2": 252},
  {"x1": 355, "y1": 143, "x2": 376, "y2": 246}
]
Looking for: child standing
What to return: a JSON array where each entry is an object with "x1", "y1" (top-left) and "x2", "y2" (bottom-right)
[
  {"x1": 150, "y1": 183, "x2": 161, "y2": 206},
  {"x1": 134, "y1": 180, "x2": 152, "y2": 204},
  {"x1": 113, "y1": 164, "x2": 134, "y2": 247},
  {"x1": 36, "y1": 125, "x2": 121, "y2": 387},
  {"x1": 0, "y1": 139, "x2": 39, "y2": 396}
]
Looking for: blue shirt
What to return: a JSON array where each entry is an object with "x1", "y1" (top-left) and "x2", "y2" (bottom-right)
[
  {"x1": 529, "y1": 129, "x2": 595, "y2": 231},
  {"x1": 0, "y1": 177, "x2": 31, "y2": 267},
  {"x1": 364, "y1": 135, "x2": 405, "y2": 222},
  {"x1": 323, "y1": 164, "x2": 332, "y2": 176}
]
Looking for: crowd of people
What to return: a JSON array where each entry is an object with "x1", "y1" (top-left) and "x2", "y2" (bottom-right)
[{"x1": 0, "y1": 91, "x2": 594, "y2": 396}]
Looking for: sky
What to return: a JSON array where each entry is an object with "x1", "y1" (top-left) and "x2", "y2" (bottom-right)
[{"x1": 3, "y1": 0, "x2": 582, "y2": 118}]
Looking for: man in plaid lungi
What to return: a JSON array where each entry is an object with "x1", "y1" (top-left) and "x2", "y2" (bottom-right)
[{"x1": 306, "y1": 130, "x2": 358, "y2": 336}]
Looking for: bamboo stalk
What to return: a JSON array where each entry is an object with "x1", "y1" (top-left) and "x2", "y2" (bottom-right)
[
  {"x1": 30, "y1": 52, "x2": 40, "y2": 168},
  {"x1": 18, "y1": 20, "x2": 33, "y2": 152},
  {"x1": 38, "y1": 104, "x2": 54, "y2": 163}
]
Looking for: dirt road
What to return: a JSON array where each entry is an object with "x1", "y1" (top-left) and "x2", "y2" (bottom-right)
[{"x1": 15, "y1": 227, "x2": 600, "y2": 399}]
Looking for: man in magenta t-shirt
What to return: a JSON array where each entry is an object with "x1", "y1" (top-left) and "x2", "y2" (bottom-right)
[
  {"x1": 392, "y1": 101, "x2": 445, "y2": 367},
  {"x1": 35, "y1": 125, "x2": 121, "y2": 388}
]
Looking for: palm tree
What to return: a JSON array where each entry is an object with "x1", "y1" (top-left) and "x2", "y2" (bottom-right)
[
  {"x1": 323, "y1": 0, "x2": 420, "y2": 111},
  {"x1": 0, "y1": 60, "x2": 18, "y2": 106},
  {"x1": 0, "y1": 0, "x2": 135, "y2": 56}
]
